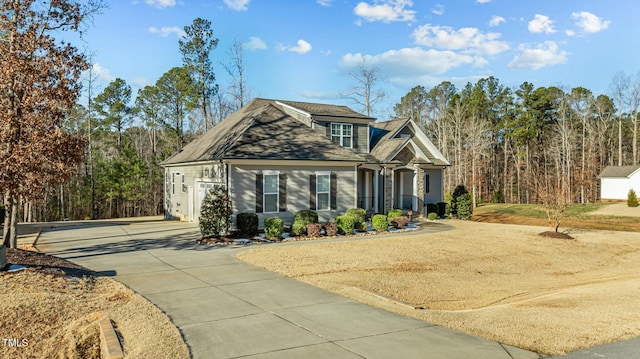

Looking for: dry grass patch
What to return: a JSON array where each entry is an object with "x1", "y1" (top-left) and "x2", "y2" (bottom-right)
[
  {"x1": 0, "y1": 249, "x2": 189, "y2": 359},
  {"x1": 237, "y1": 221, "x2": 640, "y2": 355}
]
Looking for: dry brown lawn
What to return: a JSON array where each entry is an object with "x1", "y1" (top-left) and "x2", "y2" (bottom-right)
[
  {"x1": 237, "y1": 221, "x2": 640, "y2": 355},
  {"x1": 0, "y1": 250, "x2": 190, "y2": 359}
]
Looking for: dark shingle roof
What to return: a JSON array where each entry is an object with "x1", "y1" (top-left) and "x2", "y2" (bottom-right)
[
  {"x1": 162, "y1": 99, "x2": 364, "y2": 165},
  {"x1": 600, "y1": 165, "x2": 640, "y2": 178},
  {"x1": 275, "y1": 100, "x2": 375, "y2": 120}
]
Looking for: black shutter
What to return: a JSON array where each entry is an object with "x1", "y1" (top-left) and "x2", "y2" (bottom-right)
[
  {"x1": 330, "y1": 173, "x2": 337, "y2": 210},
  {"x1": 326, "y1": 123, "x2": 331, "y2": 138},
  {"x1": 256, "y1": 174, "x2": 263, "y2": 213},
  {"x1": 279, "y1": 173, "x2": 287, "y2": 212},
  {"x1": 352, "y1": 125, "x2": 358, "y2": 149},
  {"x1": 310, "y1": 174, "x2": 317, "y2": 210}
]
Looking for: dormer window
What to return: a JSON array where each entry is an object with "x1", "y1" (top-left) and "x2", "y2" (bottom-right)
[{"x1": 331, "y1": 123, "x2": 353, "y2": 148}]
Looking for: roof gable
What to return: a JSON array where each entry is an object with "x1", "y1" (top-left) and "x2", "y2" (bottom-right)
[{"x1": 600, "y1": 165, "x2": 640, "y2": 178}]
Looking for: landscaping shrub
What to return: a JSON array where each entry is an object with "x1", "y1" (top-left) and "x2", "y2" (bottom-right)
[
  {"x1": 372, "y1": 214, "x2": 388, "y2": 232},
  {"x1": 355, "y1": 221, "x2": 368, "y2": 232},
  {"x1": 306, "y1": 223, "x2": 322, "y2": 237},
  {"x1": 428, "y1": 212, "x2": 438, "y2": 220},
  {"x1": 387, "y1": 209, "x2": 402, "y2": 224},
  {"x1": 294, "y1": 209, "x2": 318, "y2": 224},
  {"x1": 324, "y1": 222, "x2": 337, "y2": 236},
  {"x1": 264, "y1": 217, "x2": 284, "y2": 240},
  {"x1": 345, "y1": 208, "x2": 366, "y2": 223},
  {"x1": 426, "y1": 203, "x2": 438, "y2": 215},
  {"x1": 236, "y1": 212, "x2": 258, "y2": 237},
  {"x1": 291, "y1": 210, "x2": 319, "y2": 236},
  {"x1": 456, "y1": 193, "x2": 473, "y2": 220},
  {"x1": 391, "y1": 216, "x2": 409, "y2": 229},
  {"x1": 199, "y1": 186, "x2": 232, "y2": 238},
  {"x1": 335, "y1": 215, "x2": 355, "y2": 235},
  {"x1": 450, "y1": 185, "x2": 472, "y2": 219},
  {"x1": 628, "y1": 189, "x2": 639, "y2": 208}
]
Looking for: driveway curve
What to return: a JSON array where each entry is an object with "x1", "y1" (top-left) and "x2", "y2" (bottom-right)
[{"x1": 36, "y1": 218, "x2": 538, "y2": 359}]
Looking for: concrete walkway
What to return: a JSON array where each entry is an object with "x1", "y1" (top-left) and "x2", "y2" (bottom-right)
[{"x1": 34, "y1": 219, "x2": 539, "y2": 359}]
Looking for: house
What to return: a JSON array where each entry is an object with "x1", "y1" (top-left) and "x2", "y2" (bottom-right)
[
  {"x1": 161, "y1": 98, "x2": 449, "y2": 226},
  {"x1": 599, "y1": 165, "x2": 640, "y2": 201}
]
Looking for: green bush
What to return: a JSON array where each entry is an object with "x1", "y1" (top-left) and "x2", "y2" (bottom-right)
[
  {"x1": 199, "y1": 186, "x2": 232, "y2": 238},
  {"x1": 387, "y1": 209, "x2": 402, "y2": 224},
  {"x1": 335, "y1": 215, "x2": 355, "y2": 235},
  {"x1": 236, "y1": 213, "x2": 258, "y2": 237},
  {"x1": 456, "y1": 193, "x2": 473, "y2": 220},
  {"x1": 291, "y1": 210, "x2": 319, "y2": 236},
  {"x1": 294, "y1": 209, "x2": 318, "y2": 224},
  {"x1": 355, "y1": 221, "x2": 368, "y2": 232},
  {"x1": 345, "y1": 208, "x2": 366, "y2": 223},
  {"x1": 372, "y1": 214, "x2": 388, "y2": 232},
  {"x1": 427, "y1": 212, "x2": 438, "y2": 220},
  {"x1": 306, "y1": 223, "x2": 322, "y2": 237},
  {"x1": 628, "y1": 189, "x2": 639, "y2": 207},
  {"x1": 264, "y1": 217, "x2": 284, "y2": 240},
  {"x1": 426, "y1": 203, "x2": 438, "y2": 215},
  {"x1": 324, "y1": 222, "x2": 337, "y2": 236}
]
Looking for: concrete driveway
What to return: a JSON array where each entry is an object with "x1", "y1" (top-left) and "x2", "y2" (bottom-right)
[{"x1": 35, "y1": 218, "x2": 539, "y2": 359}]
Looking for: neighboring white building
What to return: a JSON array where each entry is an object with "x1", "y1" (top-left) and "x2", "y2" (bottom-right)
[{"x1": 599, "y1": 165, "x2": 640, "y2": 200}]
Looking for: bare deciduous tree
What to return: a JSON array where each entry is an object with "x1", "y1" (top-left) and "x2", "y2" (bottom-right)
[{"x1": 341, "y1": 59, "x2": 385, "y2": 117}]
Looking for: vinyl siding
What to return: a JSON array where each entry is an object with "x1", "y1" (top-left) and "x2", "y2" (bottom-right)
[
  {"x1": 164, "y1": 164, "x2": 226, "y2": 221},
  {"x1": 231, "y1": 164, "x2": 356, "y2": 227}
]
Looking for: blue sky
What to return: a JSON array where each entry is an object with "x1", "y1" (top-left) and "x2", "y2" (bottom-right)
[{"x1": 77, "y1": 0, "x2": 637, "y2": 118}]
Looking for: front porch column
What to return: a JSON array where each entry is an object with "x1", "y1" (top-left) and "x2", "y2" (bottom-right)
[
  {"x1": 385, "y1": 168, "x2": 393, "y2": 213},
  {"x1": 416, "y1": 167, "x2": 425, "y2": 216},
  {"x1": 413, "y1": 168, "x2": 419, "y2": 212},
  {"x1": 373, "y1": 170, "x2": 379, "y2": 213}
]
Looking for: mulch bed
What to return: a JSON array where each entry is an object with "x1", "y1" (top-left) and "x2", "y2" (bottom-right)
[
  {"x1": 538, "y1": 231, "x2": 574, "y2": 240},
  {"x1": 3, "y1": 248, "x2": 94, "y2": 277}
]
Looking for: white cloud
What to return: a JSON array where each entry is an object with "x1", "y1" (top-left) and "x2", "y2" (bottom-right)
[
  {"x1": 243, "y1": 36, "x2": 267, "y2": 51},
  {"x1": 528, "y1": 14, "x2": 556, "y2": 34},
  {"x1": 316, "y1": 0, "x2": 332, "y2": 6},
  {"x1": 90, "y1": 63, "x2": 115, "y2": 82},
  {"x1": 224, "y1": 0, "x2": 250, "y2": 11},
  {"x1": 354, "y1": 0, "x2": 416, "y2": 23},
  {"x1": 566, "y1": 29, "x2": 576, "y2": 37},
  {"x1": 432, "y1": 4, "x2": 444, "y2": 16},
  {"x1": 145, "y1": 0, "x2": 177, "y2": 8},
  {"x1": 508, "y1": 41, "x2": 569, "y2": 70},
  {"x1": 412, "y1": 24, "x2": 509, "y2": 56},
  {"x1": 571, "y1": 11, "x2": 610, "y2": 33},
  {"x1": 148, "y1": 26, "x2": 186, "y2": 38},
  {"x1": 133, "y1": 77, "x2": 153, "y2": 89},
  {"x1": 489, "y1": 15, "x2": 505, "y2": 27},
  {"x1": 340, "y1": 47, "x2": 477, "y2": 79},
  {"x1": 279, "y1": 39, "x2": 312, "y2": 54},
  {"x1": 476, "y1": 0, "x2": 491, "y2": 3}
]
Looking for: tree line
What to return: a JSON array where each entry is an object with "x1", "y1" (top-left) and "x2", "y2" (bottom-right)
[{"x1": 394, "y1": 75, "x2": 639, "y2": 207}]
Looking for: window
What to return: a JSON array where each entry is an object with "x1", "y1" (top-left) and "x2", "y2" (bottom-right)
[
  {"x1": 181, "y1": 174, "x2": 186, "y2": 193},
  {"x1": 331, "y1": 123, "x2": 353, "y2": 148},
  {"x1": 264, "y1": 174, "x2": 279, "y2": 213},
  {"x1": 171, "y1": 172, "x2": 180, "y2": 194},
  {"x1": 316, "y1": 173, "x2": 330, "y2": 210}
]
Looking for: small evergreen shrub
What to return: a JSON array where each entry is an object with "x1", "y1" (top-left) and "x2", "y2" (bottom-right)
[
  {"x1": 628, "y1": 189, "x2": 639, "y2": 207},
  {"x1": 427, "y1": 212, "x2": 438, "y2": 220},
  {"x1": 294, "y1": 210, "x2": 318, "y2": 224},
  {"x1": 306, "y1": 223, "x2": 322, "y2": 237},
  {"x1": 387, "y1": 209, "x2": 402, "y2": 224},
  {"x1": 355, "y1": 221, "x2": 368, "y2": 232},
  {"x1": 426, "y1": 203, "x2": 438, "y2": 215},
  {"x1": 236, "y1": 212, "x2": 258, "y2": 237},
  {"x1": 372, "y1": 214, "x2": 388, "y2": 232},
  {"x1": 392, "y1": 216, "x2": 409, "y2": 229},
  {"x1": 199, "y1": 186, "x2": 232, "y2": 238},
  {"x1": 264, "y1": 217, "x2": 284, "y2": 240},
  {"x1": 324, "y1": 222, "x2": 338, "y2": 236},
  {"x1": 291, "y1": 210, "x2": 319, "y2": 236},
  {"x1": 345, "y1": 208, "x2": 366, "y2": 224},
  {"x1": 335, "y1": 215, "x2": 355, "y2": 235},
  {"x1": 456, "y1": 193, "x2": 473, "y2": 220}
]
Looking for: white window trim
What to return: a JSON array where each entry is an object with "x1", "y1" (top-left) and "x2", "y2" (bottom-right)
[
  {"x1": 316, "y1": 171, "x2": 331, "y2": 211},
  {"x1": 171, "y1": 172, "x2": 180, "y2": 195},
  {"x1": 263, "y1": 170, "x2": 280, "y2": 214},
  {"x1": 331, "y1": 123, "x2": 353, "y2": 148}
]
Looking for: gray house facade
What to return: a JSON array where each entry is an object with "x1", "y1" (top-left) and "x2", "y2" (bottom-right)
[{"x1": 161, "y1": 98, "x2": 449, "y2": 227}]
